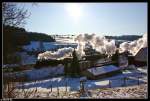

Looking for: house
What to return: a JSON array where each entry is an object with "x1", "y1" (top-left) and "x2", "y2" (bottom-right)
[
  {"x1": 128, "y1": 47, "x2": 147, "y2": 67},
  {"x1": 134, "y1": 47, "x2": 147, "y2": 62},
  {"x1": 134, "y1": 47, "x2": 147, "y2": 66},
  {"x1": 82, "y1": 65, "x2": 121, "y2": 80}
]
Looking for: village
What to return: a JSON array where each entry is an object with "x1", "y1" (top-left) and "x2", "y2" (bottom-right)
[{"x1": 3, "y1": 34, "x2": 148, "y2": 98}]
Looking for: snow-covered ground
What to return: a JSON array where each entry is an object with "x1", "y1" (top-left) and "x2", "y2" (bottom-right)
[
  {"x1": 4, "y1": 64, "x2": 64, "y2": 81},
  {"x1": 16, "y1": 66, "x2": 147, "y2": 92},
  {"x1": 14, "y1": 83, "x2": 147, "y2": 98},
  {"x1": 88, "y1": 83, "x2": 147, "y2": 99},
  {"x1": 55, "y1": 37, "x2": 75, "y2": 43},
  {"x1": 25, "y1": 65, "x2": 64, "y2": 80},
  {"x1": 23, "y1": 41, "x2": 77, "y2": 51},
  {"x1": 16, "y1": 52, "x2": 37, "y2": 65}
]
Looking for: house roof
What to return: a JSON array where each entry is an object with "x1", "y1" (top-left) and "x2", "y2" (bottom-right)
[
  {"x1": 87, "y1": 65, "x2": 120, "y2": 76},
  {"x1": 134, "y1": 47, "x2": 148, "y2": 62}
]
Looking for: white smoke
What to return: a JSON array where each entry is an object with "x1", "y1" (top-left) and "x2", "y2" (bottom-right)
[
  {"x1": 119, "y1": 33, "x2": 147, "y2": 55},
  {"x1": 74, "y1": 34, "x2": 117, "y2": 57},
  {"x1": 38, "y1": 47, "x2": 74, "y2": 60},
  {"x1": 37, "y1": 33, "x2": 146, "y2": 60}
]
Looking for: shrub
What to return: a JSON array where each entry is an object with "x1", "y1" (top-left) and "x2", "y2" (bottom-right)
[{"x1": 34, "y1": 59, "x2": 62, "y2": 69}]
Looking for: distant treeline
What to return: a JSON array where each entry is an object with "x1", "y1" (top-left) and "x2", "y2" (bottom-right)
[
  {"x1": 105, "y1": 35, "x2": 142, "y2": 41},
  {"x1": 3, "y1": 25, "x2": 55, "y2": 64},
  {"x1": 4, "y1": 25, "x2": 55, "y2": 45}
]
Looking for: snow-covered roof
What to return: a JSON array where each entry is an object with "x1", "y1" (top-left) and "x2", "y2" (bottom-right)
[
  {"x1": 87, "y1": 65, "x2": 120, "y2": 76},
  {"x1": 134, "y1": 47, "x2": 148, "y2": 62}
]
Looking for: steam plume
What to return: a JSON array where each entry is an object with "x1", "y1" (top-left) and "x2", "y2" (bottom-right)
[
  {"x1": 38, "y1": 47, "x2": 74, "y2": 60},
  {"x1": 119, "y1": 33, "x2": 147, "y2": 55}
]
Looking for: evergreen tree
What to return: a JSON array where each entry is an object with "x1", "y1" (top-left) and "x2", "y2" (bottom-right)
[
  {"x1": 70, "y1": 49, "x2": 80, "y2": 77},
  {"x1": 111, "y1": 50, "x2": 119, "y2": 66},
  {"x1": 64, "y1": 63, "x2": 68, "y2": 76}
]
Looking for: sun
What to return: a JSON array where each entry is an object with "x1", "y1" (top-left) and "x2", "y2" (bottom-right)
[{"x1": 65, "y1": 3, "x2": 83, "y2": 21}]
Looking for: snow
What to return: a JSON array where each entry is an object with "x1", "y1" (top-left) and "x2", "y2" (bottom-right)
[
  {"x1": 4, "y1": 64, "x2": 64, "y2": 81},
  {"x1": 55, "y1": 37, "x2": 75, "y2": 43},
  {"x1": 88, "y1": 84, "x2": 147, "y2": 99},
  {"x1": 127, "y1": 65, "x2": 136, "y2": 69},
  {"x1": 137, "y1": 67, "x2": 147, "y2": 74},
  {"x1": 17, "y1": 66, "x2": 147, "y2": 92},
  {"x1": 25, "y1": 64, "x2": 64, "y2": 80},
  {"x1": 20, "y1": 52, "x2": 36, "y2": 65},
  {"x1": 80, "y1": 77, "x2": 87, "y2": 81},
  {"x1": 15, "y1": 52, "x2": 37, "y2": 65},
  {"x1": 87, "y1": 65, "x2": 120, "y2": 76},
  {"x1": 94, "y1": 80, "x2": 109, "y2": 86},
  {"x1": 23, "y1": 41, "x2": 56, "y2": 51},
  {"x1": 15, "y1": 84, "x2": 147, "y2": 98},
  {"x1": 23, "y1": 41, "x2": 77, "y2": 52}
]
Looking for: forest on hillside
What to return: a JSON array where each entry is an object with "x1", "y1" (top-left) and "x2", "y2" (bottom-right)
[
  {"x1": 105, "y1": 35, "x2": 142, "y2": 41},
  {"x1": 3, "y1": 25, "x2": 55, "y2": 64}
]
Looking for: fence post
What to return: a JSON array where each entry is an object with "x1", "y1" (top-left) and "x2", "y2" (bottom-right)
[
  {"x1": 109, "y1": 80, "x2": 111, "y2": 88},
  {"x1": 51, "y1": 85, "x2": 52, "y2": 92},
  {"x1": 57, "y1": 86, "x2": 59, "y2": 96},
  {"x1": 138, "y1": 77, "x2": 140, "y2": 85},
  {"x1": 124, "y1": 77, "x2": 126, "y2": 87},
  {"x1": 65, "y1": 82, "x2": 67, "y2": 93}
]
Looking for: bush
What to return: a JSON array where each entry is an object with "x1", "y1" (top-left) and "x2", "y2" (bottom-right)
[
  {"x1": 13, "y1": 66, "x2": 22, "y2": 72},
  {"x1": 3, "y1": 65, "x2": 22, "y2": 73},
  {"x1": 34, "y1": 59, "x2": 63, "y2": 69},
  {"x1": 111, "y1": 50, "x2": 119, "y2": 61}
]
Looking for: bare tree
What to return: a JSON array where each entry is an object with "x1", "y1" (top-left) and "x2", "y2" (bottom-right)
[{"x1": 2, "y1": 2, "x2": 30, "y2": 27}]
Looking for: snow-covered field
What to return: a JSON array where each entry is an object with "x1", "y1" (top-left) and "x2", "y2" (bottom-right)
[
  {"x1": 16, "y1": 52, "x2": 37, "y2": 65},
  {"x1": 4, "y1": 64, "x2": 64, "y2": 81},
  {"x1": 55, "y1": 37, "x2": 75, "y2": 43},
  {"x1": 87, "y1": 83, "x2": 147, "y2": 99},
  {"x1": 16, "y1": 66, "x2": 147, "y2": 93},
  {"x1": 13, "y1": 38, "x2": 77, "y2": 65},
  {"x1": 25, "y1": 65, "x2": 64, "y2": 80},
  {"x1": 23, "y1": 41, "x2": 77, "y2": 52}
]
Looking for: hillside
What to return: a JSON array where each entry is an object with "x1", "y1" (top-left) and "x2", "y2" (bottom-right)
[
  {"x1": 3, "y1": 25, "x2": 55, "y2": 64},
  {"x1": 105, "y1": 35, "x2": 142, "y2": 41}
]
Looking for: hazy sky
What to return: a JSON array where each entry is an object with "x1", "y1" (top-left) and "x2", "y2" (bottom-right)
[{"x1": 19, "y1": 3, "x2": 147, "y2": 36}]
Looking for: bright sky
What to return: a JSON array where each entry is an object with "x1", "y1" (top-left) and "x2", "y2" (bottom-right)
[{"x1": 18, "y1": 3, "x2": 147, "y2": 36}]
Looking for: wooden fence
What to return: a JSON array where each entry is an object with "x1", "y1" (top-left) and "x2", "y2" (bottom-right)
[
  {"x1": 3, "y1": 74, "x2": 147, "y2": 98},
  {"x1": 105, "y1": 76, "x2": 147, "y2": 88}
]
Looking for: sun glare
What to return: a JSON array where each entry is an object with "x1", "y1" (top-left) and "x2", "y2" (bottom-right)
[{"x1": 65, "y1": 3, "x2": 83, "y2": 21}]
